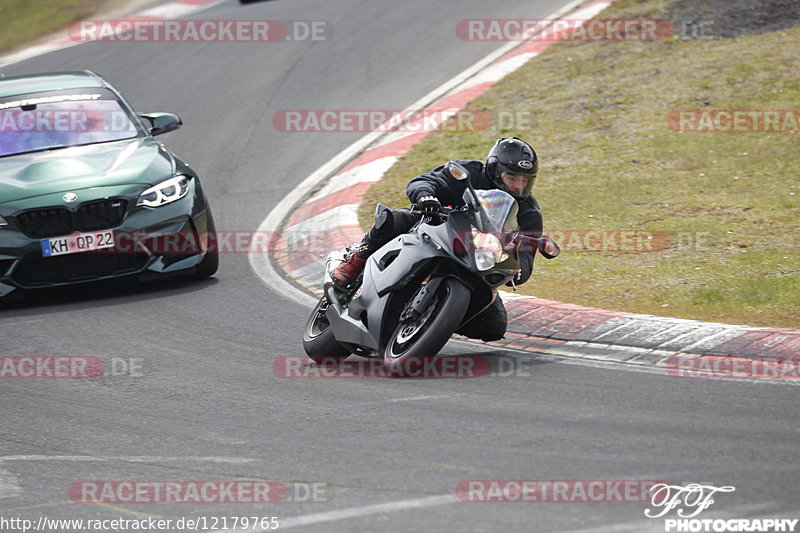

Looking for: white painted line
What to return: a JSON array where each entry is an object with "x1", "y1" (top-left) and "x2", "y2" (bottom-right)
[
  {"x1": 550, "y1": 340, "x2": 646, "y2": 361},
  {"x1": 448, "y1": 337, "x2": 800, "y2": 386},
  {"x1": 346, "y1": 393, "x2": 468, "y2": 408},
  {"x1": 651, "y1": 326, "x2": 715, "y2": 350},
  {"x1": 0, "y1": 319, "x2": 43, "y2": 328},
  {"x1": 372, "y1": 129, "x2": 423, "y2": 149},
  {"x1": 629, "y1": 348, "x2": 677, "y2": 363},
  {"x1": 139, "y1": 3, "x2": 203, "y2": 18},
  {"x1": 679, "y1": 327, "x2": 750, "y2": 353},
  {"x1": 214, "y1": 494, "x2": 459, "y2": 533},
  {"x1": 382, "y1": 394, "x2": 463, "y2": 403},
  {"x1": 581, "y1": 317, "x2": 635, "y2": 342},
  {"x1": 246, "y1": 0, "x2": 796, "y2": 366},
  {"x1": 249, "y1": 134, "x2": 399, "y2": 308},
  {"x1": 458, "y1": 52, "x2": 541, "y2": 90},
  {"x1": 446, "y1": 337, "x2": 666, "y2": 377},
  {"x1": 497, "y1": 290, "x2": 538, "y2": 301},
  {"x1": 569, "y1": 1, "x2": 614, "y2": 21},
  {"x1": 283, "y1": 204, "x2": 360, "y2": 235},
  {"x1": 306, "y1": 157, "x2": 398, "y2": 201},
  {"x1": 0, "y1": 455, "x2": 253, "y2": 464},
  {"x1": 249, "y1": 0, "x2": 593, "y2": 306},
  {"x1": 0, "y1": 455, "x2": 253, "y2": 499}
]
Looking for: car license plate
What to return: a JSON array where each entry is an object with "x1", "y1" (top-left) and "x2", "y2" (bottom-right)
[{"x1": 41, "y1": 230, "x2": 115, "y2": 257}]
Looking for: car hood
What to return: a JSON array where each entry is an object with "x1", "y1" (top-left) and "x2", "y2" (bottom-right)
[{"x1": 0, "y1": 137, "x2": 175, "y2": 205}]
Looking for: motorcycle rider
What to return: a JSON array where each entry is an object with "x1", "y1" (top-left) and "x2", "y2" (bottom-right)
[{"x1": 331, "y1": 137, "x2": 543, "y2": 342}]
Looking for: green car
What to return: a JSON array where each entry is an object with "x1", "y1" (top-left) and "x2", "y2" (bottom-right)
[{"x1": 0, "y1": 71, "x2": 218, "y2": 299}]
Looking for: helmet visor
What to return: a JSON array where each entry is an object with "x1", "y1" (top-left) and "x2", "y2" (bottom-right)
[{"x1": 499, "y1": 171, "x2": 534, "y2": 199}]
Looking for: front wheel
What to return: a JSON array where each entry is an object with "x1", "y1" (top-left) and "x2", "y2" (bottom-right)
[
  {"x1": 303, "y1": 297, "x2": 351, "y2": 363},
  {"x1": 383, "y1": 278, "x2": 470, "y2": 376}
]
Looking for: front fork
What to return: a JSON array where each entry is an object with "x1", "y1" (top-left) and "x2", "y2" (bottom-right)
[{"x1": 399, "y1": 265, "x2": 442, "y2": 323}]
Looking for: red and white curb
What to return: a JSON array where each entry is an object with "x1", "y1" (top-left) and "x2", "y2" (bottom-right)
[
  {"x1": 0, "y1": 0, "x2": 225, "y2": 69},
  {"x1": 264, "y1": 0, "x2": 614, "y2": 290},
  {"x1": 244, "y1": 0, "x2": 800, "y2": 370},
  {"x1": 494, "y1": 296, "x2": 800, "y2": 369}
]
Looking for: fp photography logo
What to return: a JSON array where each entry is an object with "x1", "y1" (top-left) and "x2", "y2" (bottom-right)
[{"x1": 644, "y1": 483, "x2": 798, "y2": 532}]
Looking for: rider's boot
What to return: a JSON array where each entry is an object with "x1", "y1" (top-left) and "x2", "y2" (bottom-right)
[{"x1": 331, "y1": 236, "x2": 374, "y2": 288}]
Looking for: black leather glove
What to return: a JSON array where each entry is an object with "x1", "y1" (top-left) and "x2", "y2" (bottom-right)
[{"x1": 417, "y1": 195, "x2": 442, "y2": 213}]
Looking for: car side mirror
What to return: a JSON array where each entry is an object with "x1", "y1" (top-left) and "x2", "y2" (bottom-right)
[{"x1": 140, "y1": 112, "x2": 182, "y2": 136}]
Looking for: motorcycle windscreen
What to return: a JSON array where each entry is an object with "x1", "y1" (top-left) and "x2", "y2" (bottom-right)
[{"x1": 474, "y1": 189, "x2": 519, "y2": 233}]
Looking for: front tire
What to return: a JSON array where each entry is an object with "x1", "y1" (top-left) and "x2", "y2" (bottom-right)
[
  {"x1": 303, "y1": 297, "x2": 351, "y2": 363},
  {"x1": 383, "y1": 278, "x2": 470, "y2": 376}
]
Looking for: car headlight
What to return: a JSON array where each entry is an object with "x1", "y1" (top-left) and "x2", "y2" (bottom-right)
[
  {"x1": 471, "y1": 229, "x2": 508, "y2": 271},
  {"x1": 137, "y1": 175, "x2": 191, "y2": 207},
  {"x1": 0, "y1": 215, "x2": 7, "y2": 227}
]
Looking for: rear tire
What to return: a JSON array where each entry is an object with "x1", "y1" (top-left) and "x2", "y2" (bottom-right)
[
  {"x1": 303, "y1": 297, "x2": 351, "y2": 363},
  {"x1": 383, "y1": 278, "x2": 470, "y2": 376}
]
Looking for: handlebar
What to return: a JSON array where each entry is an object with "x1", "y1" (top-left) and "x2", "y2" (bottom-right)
[{"x1": 409, "y1": 204, "x2": 453, "y2": 221}]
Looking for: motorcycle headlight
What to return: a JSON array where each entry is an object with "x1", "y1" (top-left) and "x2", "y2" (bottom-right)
[
  {"x1": 137, "y1": 175, "x2": 191, "y2": 207},
  {"x1": 471, "y1": 229, "x2": 508, "y2": 271},
  {"x1": 0, "y1": 215, "x2": 7, "y2": 227}
]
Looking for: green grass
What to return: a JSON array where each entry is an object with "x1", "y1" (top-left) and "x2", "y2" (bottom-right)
[
  {"x1": 0, "y1": 0, "x2": 115, "y2": 53},
  {"x1": 359, "y1": 0, "x2": 800, "y2": 327}
]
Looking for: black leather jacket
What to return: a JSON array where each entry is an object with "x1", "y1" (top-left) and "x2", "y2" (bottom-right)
[{"x1": 406, "y1": 159, "x2": 543, "y2": 284}]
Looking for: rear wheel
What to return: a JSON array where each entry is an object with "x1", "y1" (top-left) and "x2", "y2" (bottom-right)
[
  {"x1": 303, "y1": 297, "x2": 351, "y2": 363},
  {"x1": 383, "y1": 278, "x2": 470, "y2": 376}
]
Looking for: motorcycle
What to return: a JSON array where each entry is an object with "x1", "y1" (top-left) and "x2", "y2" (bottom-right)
[{"x1": 302, "y1": 161, "x2": 560, "y2": 374}]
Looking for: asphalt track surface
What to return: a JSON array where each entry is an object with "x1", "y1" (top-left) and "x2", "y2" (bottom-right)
[{"x1": 1, "y1": 1, "x2": 798, "y2": 532}]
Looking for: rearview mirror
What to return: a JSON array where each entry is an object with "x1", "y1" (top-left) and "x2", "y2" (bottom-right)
[
  {"x1": 445, "y1": 161, "x2": 470, "y2": 181},
  {"x1": 538, "y1": 236, "x2": 560, "y2": 259},
  {"x1": 140, "y1": 112, "x2": 182, "y2": 136}
]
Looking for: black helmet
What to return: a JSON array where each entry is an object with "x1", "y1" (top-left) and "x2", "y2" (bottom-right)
[{"x1": 485, "y1": 137, "x2": 538, "y2": 201}]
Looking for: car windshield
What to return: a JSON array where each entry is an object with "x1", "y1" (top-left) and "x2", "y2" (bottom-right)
[
  {"x1": 475, "y1": 189, "x2": 519, "y2": 232},
  {"x1": 0, "y1": 88, "x2": 141, "y2": 157}
]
